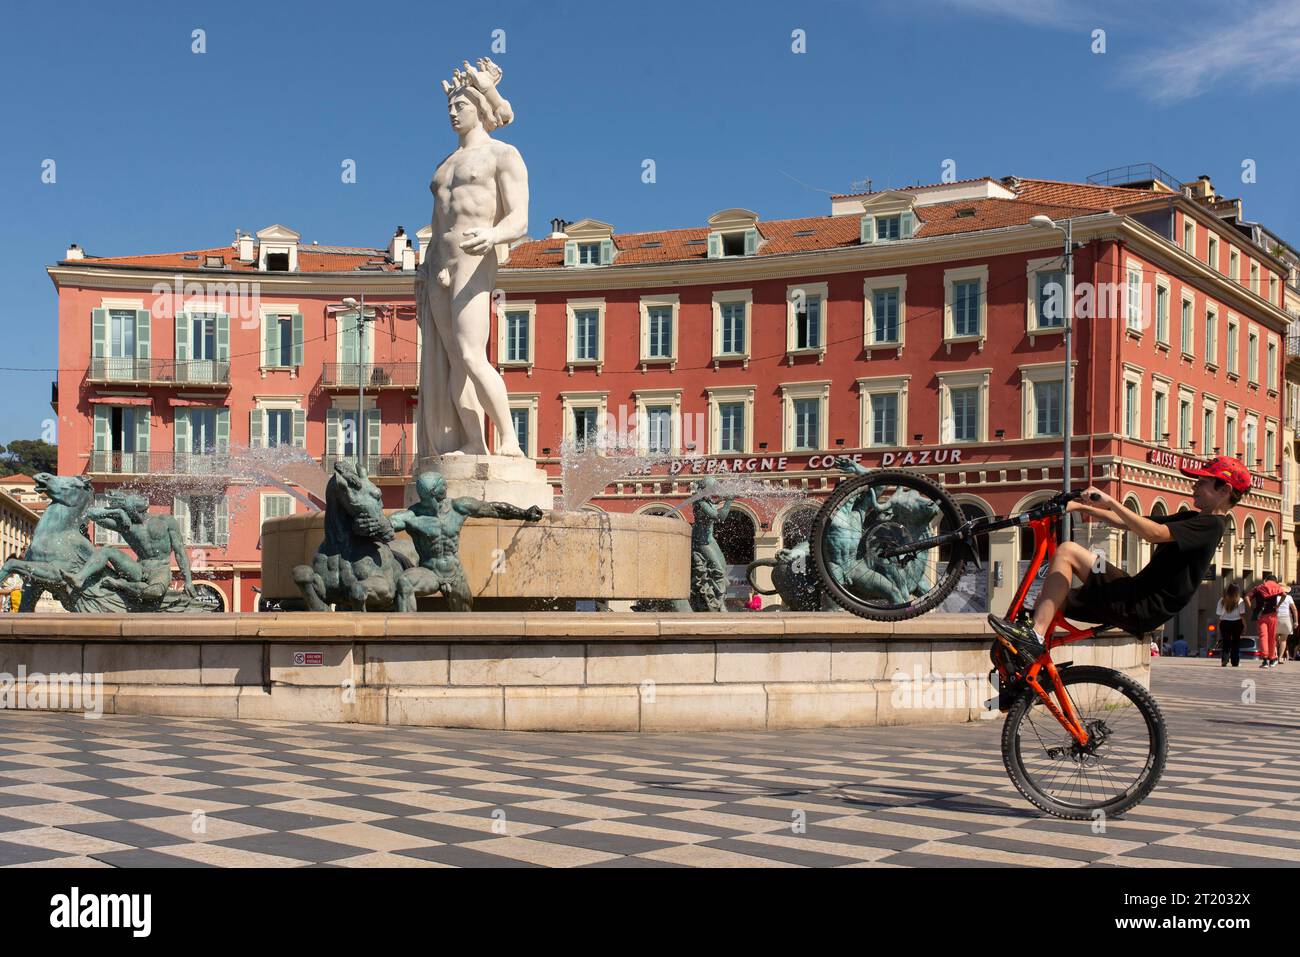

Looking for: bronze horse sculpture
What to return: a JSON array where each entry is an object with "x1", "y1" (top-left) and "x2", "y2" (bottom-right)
[{"x1": 292, "y1": 460, "x2": 411, "y2": 611}]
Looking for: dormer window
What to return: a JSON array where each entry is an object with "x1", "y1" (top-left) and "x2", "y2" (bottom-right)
[
  {"x1": 705, "y1": 208, "x2": 762, "y2": 260},
  {"x1": 578, "y1": 242, "x2": 603, "y2": 265},
  {"x1": 561, "y1": 220, "x2": 617, "y2": 268},
  {"x1": 254, "y1": 224, "x2": 301, "y2": 272},
  {"x1": 857, "y1": 191, "x2": 917, "y2": 245},
  {"x1": 875, "y1": 215, "x2": 902, "y2": 241},
  {"x1": 265, "y1": 252, "x2": 290, "y2": 272}
]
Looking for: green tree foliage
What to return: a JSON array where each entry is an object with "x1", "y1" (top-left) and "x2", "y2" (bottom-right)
[{"x1": 0, "y1": 439, "x2": 57, "y2": 476}]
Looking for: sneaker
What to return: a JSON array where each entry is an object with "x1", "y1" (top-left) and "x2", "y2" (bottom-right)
[
  {"x1": 987, "y1": 615, "x2": 1045, "y2": 670},
  {"x1": 1260, "y1": 659, "x2": 1269, "y2": 668}
]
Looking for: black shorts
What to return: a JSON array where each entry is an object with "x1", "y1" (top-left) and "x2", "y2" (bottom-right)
[{"x1": 1059, "y1": 560, "x2": 1157, "y2": 636}]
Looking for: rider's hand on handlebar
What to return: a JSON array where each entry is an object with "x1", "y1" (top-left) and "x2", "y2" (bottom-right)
[{"x1": 1066, "y1": 486, "x2": 1113, "y2": 513}]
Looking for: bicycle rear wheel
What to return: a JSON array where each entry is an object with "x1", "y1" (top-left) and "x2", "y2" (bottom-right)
[
  {"x1": 810, "y1": 469, "x2": 965, "y2": 621},
  {"x1": 1002, "y1": 665, "x2": 1167, "y2": 820}
]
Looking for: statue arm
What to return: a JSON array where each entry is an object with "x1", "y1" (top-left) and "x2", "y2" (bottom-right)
[
  {"x1": 454, "y1": 498, "x2": 542, "y2": 522},
  {"x1": 835, "y1": 456, "x2": 870, "y2": 476},
  {"x1": 493, "y1": 147, "x2": 529, "y2": 245},
  {"x1": 388, "y1": 510, "x2": 411, "y2": 532},
  {"x1": 87, "y1": 506, "x2": 130, "y2": 532}
]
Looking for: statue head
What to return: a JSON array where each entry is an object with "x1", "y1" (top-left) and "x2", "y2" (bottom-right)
[
  {"x1": 414, "y1": 470, "x2": 448, "y2": 505},
  {"x1": 442, "y1": 57, "x2": 510, "y2": 134},
  {"x1": 328, "y1": 459, "x2": 393, "y2": 542},
  {"x1": 33, "y1": 473, "x2": 94, "y2": 511},
  {"x1": 107, "y1": 491, "x2": 149, "y2": 519}
]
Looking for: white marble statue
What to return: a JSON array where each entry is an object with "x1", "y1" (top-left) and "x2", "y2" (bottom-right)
[{"x1": 416, "y1": 57, "x2": 528, "y2": 458}]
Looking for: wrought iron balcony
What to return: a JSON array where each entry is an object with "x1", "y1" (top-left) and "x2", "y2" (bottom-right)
[
  {"x1": 320, "y1": 363, "x2": 418, "y2": 390},
  {"x1": 321, "y1": 453, "x2": 416, "y2": 478},
  {"x1": 87, "y1": 357, "x2": 232, "y2": 387},
  {"x1": 87, "y1": 450, "x2": 233, "y2": 477}
]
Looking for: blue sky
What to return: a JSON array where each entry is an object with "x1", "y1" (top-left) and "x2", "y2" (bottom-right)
[{"x1": 1, "y1": 0, "x2": 1297, "y2": 445}]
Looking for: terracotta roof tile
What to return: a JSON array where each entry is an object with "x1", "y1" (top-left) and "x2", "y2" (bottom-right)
[{"x1": 63, "y1": 246, "x2": 401, "y2": 273}]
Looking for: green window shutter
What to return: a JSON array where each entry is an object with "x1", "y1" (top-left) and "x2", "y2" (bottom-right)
[
  {"x1": 172, "y1": 496, "x2": 189, "y2": 544},
  {"x1": 134, "y1": 407, "x2": 150, "y2": 454},
  {"x1": 175, "y1": 312, "x2": 190, "y2": 362},
  {"x1": 326, "y1": 408, "x2": 339, "y2": 456},
  {"x1": 216, "y1": 408, "x2": 230, "y2": 453},
  {"x1": 91, "y1": 309, "x2": 107, "y2": 359},
  {"x1": 292, "y1": 408, "x2": 306, "y2": 448},
  {"x1": 174, "y1": 409, "x2": 190, "y2": 454},
  {"x1": 743, "y1": 228, "x2": 759, "y2": 256},
  {"x1": 291, "y1": 313, "x2": 304, "y2": 366},
  {"x1": 249, "y1": 409, "x2": 264, "y2": 448},
  {"x1": 341, "y1": 316, "x2": 358, "y2": 365},
  {"x1": 215, "y1": 313, "x2": 229, "y2": 361},
  {"x1": 135, "y1": 309, "x2": 151, "y2": 360},
  {"x1": 563, "y1": 241, "x2": 577, "y2": 267},
  {"x1": 599, "y1": 238, "x2": 615, "y2": 265},
  {"x1": 216, "y1": 497, "x2": 229, "y2": 547},
  {"x1": 860, "y1": 216, "x2": 875, "y2": 245},
  {"x1": 93, "y1": 405, "x2": 109, "y2": 451},
  {"x1": 264, "y1": 315, "x2": 279, "y2": 367},
  {"x1": 707, "y1": 233, "x2": 722, "y2": 259},
  {"x1": 366, "y1": 408, "x2": 382, "y2": 457},
  {"x1": 900, "y1": 211, "x2": 915, "y2": 239}
]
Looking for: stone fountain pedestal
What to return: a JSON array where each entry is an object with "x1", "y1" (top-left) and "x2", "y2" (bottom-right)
[{"x1": 405, "y1": 454, "x2": 554, "y2": 511}]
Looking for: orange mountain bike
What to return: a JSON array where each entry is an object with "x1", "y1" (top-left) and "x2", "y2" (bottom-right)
[{"x1": 810, "y1": 470, "x2": 1168, "y2": 819}]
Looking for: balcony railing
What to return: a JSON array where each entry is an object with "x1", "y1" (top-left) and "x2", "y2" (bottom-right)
[
  {"x1": 87, "y1": 450, "x2": 233, "y2": 477},
  {"x1": 321, "y1": 453, "x2": 416, "y2": 478},
  {"x1": 320, "y1": 363, "x2": 419, "y2": 389},
  {"x1": 87, "y1": 358, "x2": 232, "y2": 386}
]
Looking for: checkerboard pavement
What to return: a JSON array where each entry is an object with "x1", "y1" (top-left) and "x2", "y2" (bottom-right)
[{"x1": 0, "y1": 658, "x2": 1297, "y2": 868}]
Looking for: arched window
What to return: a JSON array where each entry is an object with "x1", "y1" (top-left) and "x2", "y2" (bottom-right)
[
  {"x1": 716, "y1": 509, "x2": 756, "y2": 566},
  {"x1": 779, "y1": 504, "x2": 820, "y2": 549},
  {"x1": 1121, "y1": 496, "x2": 1142, "y2": 572},
  {"x1": 1221, "y1": 517, "x2": 1235, "y2": 571},
  {"x1": 1243, "y1": 517, "x2": 1257, "y2": 581},
  {"x1": 1263, "y1": 522, "x2": 1276, "y2": 573}
]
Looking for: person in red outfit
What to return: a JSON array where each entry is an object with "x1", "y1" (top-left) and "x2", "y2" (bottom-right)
[{"x1": 1247, "y1": 573, "x2": 1286, "y2": 668}]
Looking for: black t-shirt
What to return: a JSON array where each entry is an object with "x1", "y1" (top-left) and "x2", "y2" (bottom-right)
[{"x1": 1129, "y1": 511, "x2": 1227, "y2": 626}]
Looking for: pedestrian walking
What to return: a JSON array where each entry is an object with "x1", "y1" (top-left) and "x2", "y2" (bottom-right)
[
  {"x1": 1216, "y1": 582, "x2": 1246, "y2": 668},
  {"x1": 1247, "y1": 573, "x2": 1285, "y2": 668},
  {"x1": 1277, "y1": 587, "x2": 1296, "y2": 666}
]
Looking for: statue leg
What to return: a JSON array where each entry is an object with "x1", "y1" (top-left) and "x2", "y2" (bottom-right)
[
  {"x1": 447, "y1": 259, "x2": 519, "y2": 456},
  {"x1": 66, "y1": 547, "x2": 143, "y2": 591},
  {"x1": 293, "y1": 564, "x2": 331, "y2": 612},
  {"x1": 420, "y1": 279, "x2": 469, "y2": 455},
  {"x1": 443, "y1": 565, "x2": 473, "y2": 612},
  {"x1": 394, "y1": 571, "x2": 419, "y2": 613}
]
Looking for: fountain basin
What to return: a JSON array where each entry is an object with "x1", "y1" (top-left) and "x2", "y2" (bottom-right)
[{"x1": 260, "y1": 510, "x2": 690, "y2": 607}]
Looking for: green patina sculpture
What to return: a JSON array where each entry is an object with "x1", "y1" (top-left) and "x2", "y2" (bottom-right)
[
  {"x1": 0, "y1": 473, "x2": 206, "y2": 613},
  {"x1": 689, "y1": 477, "x2": 735, "y2": 612},
  {"x1": 390, "y1": 470, "x2": 542, "y2": 611},
  {"x1": 293, "y1": 460, "x2": 411, "y2": 611}
]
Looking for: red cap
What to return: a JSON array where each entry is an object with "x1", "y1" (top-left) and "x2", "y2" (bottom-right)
[{"x1": 1180, "y1": 455, "x2": 1251, "y2": 493}]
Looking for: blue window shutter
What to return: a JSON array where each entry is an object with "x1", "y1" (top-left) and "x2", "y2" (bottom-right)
[
  {"x1": 326, "y1": 408, "x2": 339, "y2": 456},
  {"x1": 744, "y1": 228, "x2": 759, "y2": 256},
  {"x1": 292, "y1": 408, "x2": 306, "y2": 448},
  {"x1": 707, "y1": 233, "x2": 722, "y2": 259},
  {"x1": 900, "y1": 210, "x2": 915, "y2": 239},
  {"x1": 174, "y1": 409, "x2": 190, "y2": 454},
  {"x1": 216, "y1": 408, "x2": 230, "y2": 453},
  {"x1": 215, "y1": 313, "x2": 229, "y2": 361},
  {"x1": 563, "y1": 241, "x2": 577, "y2": 267},
  {"x1": 249, "y1": 409, "x2": 264, "y2": 448},
  {"x1": 92, "y1": 309, "x2": 107, "y2": 359},
  {"x1": 861, "y1": 216, "x2": 875, "y2": 245},
  {"x1": 175, "y1": 312, "x2": 190, "y2": 363},
  {"x1": 135, "y1": 310, "x2": 151, "y2": 360},
  {"x1": 172, "y1": 496, "x2": 189, "y2": 543},
  {"x1": 264, "y1": 315, "x2": 278, "y2": 367},
  {"x1": 291, "y1": 313, "x2": 304, "y2": 366},
  {"x1": 600, "y1": 238, "x2": 615, "y2": 265},
  {"x1": 341, "y1": 316, "x2": 358, "y2": 365}
]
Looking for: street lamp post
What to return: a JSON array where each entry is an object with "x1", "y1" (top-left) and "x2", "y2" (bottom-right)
[
  {"x1": 1029, "y1": 215, "x2": 1075, "y2": 541},
  {"x1": 341, "y1": 295, "x2": 372, "y2": 474}
]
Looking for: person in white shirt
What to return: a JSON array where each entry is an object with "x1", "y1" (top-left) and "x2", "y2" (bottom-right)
[
  {"x1": 1215, "y1": 582, "x2": 1247, "y2": 667},
  {"x1": 1277, "y1": 587, "x2": 1297, "y2": 664}
]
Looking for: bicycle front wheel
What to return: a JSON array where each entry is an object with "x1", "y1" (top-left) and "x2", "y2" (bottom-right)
[
  {"x1": 1002, "y1": 665, "x2": 1167, "y2": 820},
  {"x1": 810, "y1": 469, "x2": 965, "y2": 621}
]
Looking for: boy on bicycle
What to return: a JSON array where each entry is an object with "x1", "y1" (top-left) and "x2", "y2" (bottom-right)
[{"x1": 989, "y1": 456, "x2": 1249, "y2": 669}]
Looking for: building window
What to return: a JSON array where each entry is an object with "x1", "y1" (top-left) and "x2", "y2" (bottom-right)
[
  {"x1": 875, "y1": 215, "x2": 902, "y2": 241},
  {"x1": 572, "y1": 407, "x2": 599, "y2": 445},
  {"x1": 561, "y1": 392, "x2": 608, "y2": 450},
  {"x1": 1180, "y1": 295, "x2": 1194, "y2": 357},
  {"x1": 950, "y1": 388, "x2": 979, "y2": 441},
  {"x1": 1037, "y1": 271, "x2": 1065, "y2": 327},
  {"x1": 578, "y1": 242, "x2": 601, "y2": 266},
  {"x1": 1227, "y1": 320, "x2": 1239, "y2": 373},
  {"x1": 864, "y1": 275, "x2": 907, "y2": 353},
  {"x1": 510, "y1": 406, "x2": 530, "y2": 453},
  {"x1": 786, "y1": 282, "x2": 829, "y2": 358},
  {"x1": 1270, "y1": 274, "x2": 1279, "y2": 304},
  {"x1": 505, "y1": 311, "x2": 530, "y2": 363},
  {"x1": 1153, "y1": 389, "x2": 1167, "y2": 443},
  {"x1": 1245, "y1": 420, "x2": 1257, "y2": 466},
  {"x1": 263, "y1": 313, "x2": 302, "y2": 368},
  {"x1": 266, "y1": 409, "x2": 292, "y2": 447},
  {"x1": 646, "y1": 406, "x2": 673, "y2": 454},
  {"x1": 952, "y1": 281, "x2": 980, "y2": 337},
  {"x1": 639, "y1": 296, "x2": 678, "y2": 365},
  {"x1": 1033, "y1": 380, "x2": 1062, "y2": 437},
  {"x1": 261, "y1": 493, "x2": 293, "y2": 524},
  {"x1": 712, "y1": 291, "x2": 752, "y2": 363},
  {"x1": 175, "y1": 494, "x2": 226, "y2": 547},
  {"x1": 563, "y1": 298, "x2": 606, "y2": 369},
  {"x1": 1208, "y1": 233, "x2": 1219, "y2": 269},
  {"x1": 943, "y1": 266, "x2": 988, "y2": 349},
  {"x1": 794, "y1": 295, "x2": 821, "y2": 349},
  {"x1": 1204, "y1": 306, "x2": 1218, "y2": 366},
  {"x1": 1248, "y1": 331, "x2": 1259, "y2": 384},
  {"x1": 1183, "y1": 218, "x2": 1195, "y2": 253},
  {"x1": 1202, "y1": 406, "x2": 1215, "y2": 452},
  {"x1": 506, "y1": 393, "x2": 540, "y2": 458},
  {"x1": 1230, "y1": 248, "x2": 1240, "y2": 281},
  {"x1": 720, "y1": 302, "x2": 745, "y2": 354},
  {"x1": 792, "y1": 399, "x2": 820, "y2": 450},
  {"x1": 1225, "y1": 413, "x2": 1237, "y2": 457},
  {"x1": 719, "y1": 403, "x2": 745, "y2": 452},
  {"x1": 1155, "y1": 284, "x2": 1170, "y2": 343},
  {"x1": 1267, "y1": 340, "x2": 1278, "y2": 390},
  {"x1": 1124, "y1": 379, "x2": 1140, "y2": 438},
  {"x1": 780, "y1": 381, "x2": 830, "y2": 452},
  {"x1": 1266, "y1": 426, "x2": 1276, "y2": 471},
  {"x1": 1250, "y1": 261, "x2": 1260, "y2": 295},
  {"x1": 872, "y1": 288, "x2": 900, "y2": 343},
  {"x1": 1178, "y1": 396, "x2": 1193, "y2": 449},
  {"x1": 870, "y1": 393, "x2": 898, "y2": 446},
  {"x1": 938, "y1": 370, "x2": 988, "y2": 443},
  {"x1": 1126, "y1": 265, "x2": 1144, "y2": 331}
]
